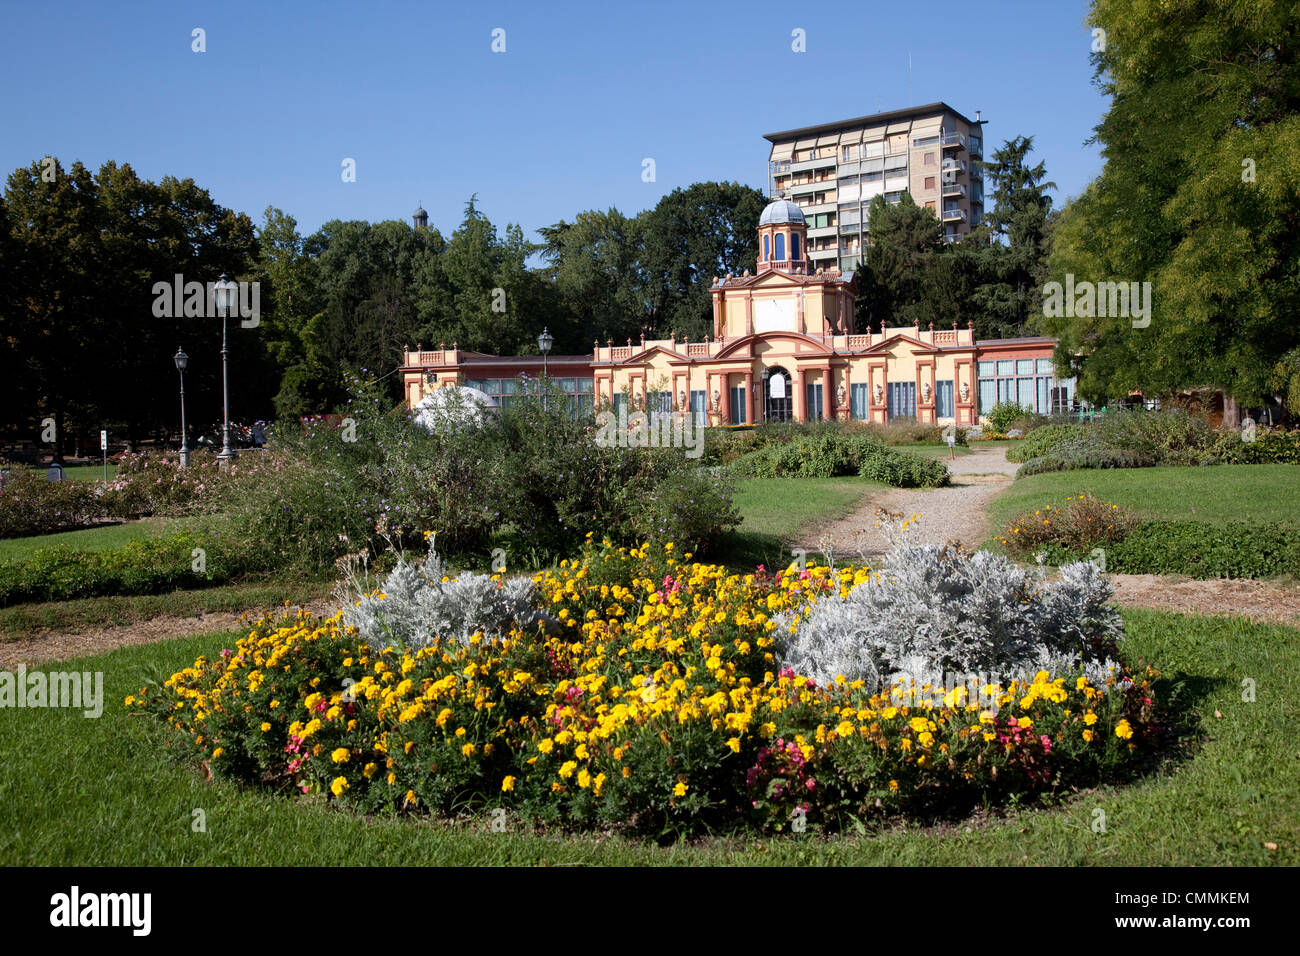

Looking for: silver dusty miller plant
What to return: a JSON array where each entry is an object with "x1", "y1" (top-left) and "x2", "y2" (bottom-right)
[
  {"x1": 340, "y1": 536, "x2": 553, "y2": 653},
  {"x1": 775, "y1": 537, "x2": 1123, "y2": 691}
]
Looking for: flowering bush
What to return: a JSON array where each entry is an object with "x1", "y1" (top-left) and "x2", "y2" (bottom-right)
[
  {"x1": 0, "y1": 467, "x2": 106, "y2": 538},
  {"x1": 134, "y1": 538, "x2": 1159, "y2": 836},
  {"x1": 996, "y1": 494, "x2": 1142, "y2": 559},
  {"x1": 102, "y1": 448, "x2": 230, "y2": 516}
]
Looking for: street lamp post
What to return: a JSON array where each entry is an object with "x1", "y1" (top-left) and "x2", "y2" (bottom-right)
[
  {"x1": 537, "y1": 327, "x2": 553, "y2": 410},
  {"x1": 213, "y1": 274, "x2": 238, "y2": 466},
  {"x1": 174, "y1": 347, "x2": 190, "y2": 469}
]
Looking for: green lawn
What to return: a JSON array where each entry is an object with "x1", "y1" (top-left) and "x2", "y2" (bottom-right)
[
  {"x1": 715, "y1": 477, "x2": 884, "y2": 571},
  {"x1": 988, "y1": 464, "x2": 1300, "y2": 532},
  {"x1": 0, "y1": 578, "x2": 333, "y2": 640},
  {"x1": 1, "y1": 607, "x2": 1293, "y2": 865},
  {"x1": 0, "y1": 517, "x2": 177, "y2": 564}
]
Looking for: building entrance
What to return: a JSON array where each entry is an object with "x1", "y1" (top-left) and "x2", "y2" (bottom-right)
[{"x1": 764, "y1": 366, "x2": 792, "y2": 423}]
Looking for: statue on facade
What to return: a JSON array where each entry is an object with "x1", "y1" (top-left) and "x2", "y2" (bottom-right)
[
  {"x1": 873, "y1": 383, "x2": 883, "y2": 404},
  {"x1": 960, "y1": 382, "x2": 970, "y2": 402},
  {"x1": 922, "y1": 381, "x2": 932, "y2": 403},
  {"x1": 836, "y1": 383, "x2": 846, "y2": 409}
]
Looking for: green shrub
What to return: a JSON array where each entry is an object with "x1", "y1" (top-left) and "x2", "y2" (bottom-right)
[
  {"x1": 217, "y1": 376, "x2": 740, "y2": 573},
  {"x1": 1048, "y1": 521, "x2": 1300, "y2": 579},
  {"x1": 984, "y1": 401, "x2": 1026, "y2": 434},
  {"x1": 728, "y1": 432, "x2": 949, "y2": 488},
  {"x1": 1006, "y1": 425, "x2": 1083, "y2": 462},
  {"x1": 1211, "y1": 427, "x2": 1300, "y2": 464},
  {"x1": 857, "y1": 449, "x2": 950, "y2": 488},
  {"x1": 1017, "y1": 442, "x2": 1154, "y2": 477},
  {"x1": 0, "y1": 529, "x2": 248, "y2": 606},
  {"x1": 0, "y1": 468, "x2": 108, "y2": 538}
]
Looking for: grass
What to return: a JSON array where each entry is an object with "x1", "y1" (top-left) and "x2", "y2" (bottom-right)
[
  {"x1": 714, "y1": 477, "x2": 884, "y2": 572},
  {"x1": 0, "y1": 518, "x2": 178, "y2": 563},
  {"x1": 987, "y1": 464, "x2": 1300, "y2": 533},
  {"x1": 0, "y1": 578, "x2": 333, "y2": 641},
  {"x1": 0, "y1": 606, "x2": 1293, "y2": 865}
]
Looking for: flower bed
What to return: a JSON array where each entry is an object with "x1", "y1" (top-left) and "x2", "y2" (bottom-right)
[{"x1": 133, "y1": 539, "x2": 1158, "y2": 836}]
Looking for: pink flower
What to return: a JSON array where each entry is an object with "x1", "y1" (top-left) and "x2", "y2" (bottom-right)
[{"x1": 805, "y1": 778, "x2": 815, "y2": 791}]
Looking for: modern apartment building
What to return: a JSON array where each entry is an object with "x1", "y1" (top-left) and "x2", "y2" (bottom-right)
[{"x1": 764, "y1": 102, "x2": 986, "y2": 270}]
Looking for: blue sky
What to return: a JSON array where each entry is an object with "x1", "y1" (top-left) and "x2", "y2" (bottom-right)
[{"x1": 1, "y1": 0, "x2": 1106, "y2": 242}]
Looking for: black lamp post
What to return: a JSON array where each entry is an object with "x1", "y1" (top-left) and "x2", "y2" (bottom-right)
[
  {"x1": 537, "y1": 327, "x2": 553, "y2": 409},
  {"x1": 174, "y1": 347, "x2": 190, "y2": 468},
  {"x1": 213, "y1": 274, "x2": 238, "y2": 465}
]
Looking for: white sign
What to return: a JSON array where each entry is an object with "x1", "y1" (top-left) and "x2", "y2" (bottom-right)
[
  {"x1": 947, "y1": 434, "x2": 955, "y2": 447},
  {"x1": 100, "y1": 430, "x2": 107, "y2": 451},
  {"x1": 769, "y1": 372, "x2": 786, "y2": 399}
]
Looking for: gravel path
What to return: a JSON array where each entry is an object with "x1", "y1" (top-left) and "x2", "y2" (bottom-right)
[{"x1": 793, "y1": 447, "x2": 1018, "y2": 564}]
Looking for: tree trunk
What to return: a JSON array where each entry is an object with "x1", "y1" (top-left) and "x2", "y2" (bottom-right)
[{"x1": 1221, "y1": 393, "x2": 1240, "y2": 429}]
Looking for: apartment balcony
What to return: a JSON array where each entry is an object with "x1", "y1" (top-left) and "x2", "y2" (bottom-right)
[
  {"x1": 940, "y1": 158, "x2": 966, "y2": 174},
  {"x1": 803, "y1": 201, "x2": 836, "y2": 215},
  {"x1": 807, "y1": 225, "x2": 838, "y2": 239},
  {"x1": 968, "y1": 137, "x2": 982, "y2": 157},
  {"x1": 791, "y1": 153, "x2": 838, "y2": 173},
  {"x1": 837, "y1": 245, "x2": 862, "y2": 258},
  {"x1": 787, "y1": 180, "x2": 819, "y2": 197},
  {"x1": 808, "y1": 246, "x2": 838, "y2": 261},
  {"x1": 941, "y1": 207, "x2": 967, "y2": 222},
  {"x1": 839, "y1": 219, "x2": 862, "y2": 233},
  {"x1": 942, "y1": 182, "x2": 966, "y2": 198},
  {"x1": 940, "y1": 132, "x2": 966, "y2": 150}
]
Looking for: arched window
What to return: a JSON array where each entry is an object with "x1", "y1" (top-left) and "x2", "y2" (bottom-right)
[
  {"x1": 791, "y1": 233, "x2": 801, "y2": 261},
  {"x1": 775, "y1": 233, "x2": 785, "y2": 261},
  {"x1": 763, "y1": 234, "x2": 769, "y2": 261}
]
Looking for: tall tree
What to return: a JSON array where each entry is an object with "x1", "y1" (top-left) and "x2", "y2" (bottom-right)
[
  {"x1": 856, "y1": 192, "x2": 945, "y2": 330},
  {"x1": 972, "y1": 135, "x2": 1056, "y2": 338},
  {"x1": 1042, "y1": 0, "x2": 1300, "y2": 421},
  {"x1": 538, "y1": 208, "x2": 647, "y2": 348},
  {"x1": 640, "y1": 182, "x2": 766, "y2": 340}
]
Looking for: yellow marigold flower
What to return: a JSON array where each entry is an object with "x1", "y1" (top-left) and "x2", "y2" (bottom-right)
[
  {"x1": 1084, "y1": 711, "x2": 1098, "y2": 726},
  {"x1": 673, "y1": 782, "x2": 688, "y2": 797},
  {"x1": 363, "y1": 762, "x2": 379, "y2": 778},
  {"x1": 538, "y1": 738, "x2": 554, "y2": 754},
  {"x1": 461, "y1": 743, "x2": 475, "y2": 757},
  {"x1": 331, "y1": 747, "x2": 350, "y2": 763},
  {"x1": 836, "y1": 720, "x2": 855, "y2": 738},
  {"x1": 559, "y1": 760, "x2": 577, "y2": 779},
  {"x1": 889, "y1": 779, "x2": 899, "y2": 792},
  {"x1": 621, "y1": 766, "x2": 631, "y2": 778},
  {"x1": 578, "y1": 768, "x2": 592, "y2": 789},
  {"x1": 1082, "y1": 729, "x2": 1095, "y2": 742},
  {"x1": 260, "y1": 722, "x2": 271, "y2": 732},
  {"x1": 387, "y1": 772, "x2": 397, "y2": 785},
  {"x1": 1115, "y1": 719, "x2": 1134, "y2": 740},
  {"x1": 502, "y1": 776, "x2": 516, "y2": 792},
  {"x1": 593, "y1": 772, "x2": 606, "y2": 796},
  {"x1": 726, "y1": 737, "x2": 741, "y2": 754},
  {"x1": 212, "y1": 747, "x2": 224, "y2": 759},
  {"x1": 331, "y1": 776, "x2": 350, "y2": 797}
]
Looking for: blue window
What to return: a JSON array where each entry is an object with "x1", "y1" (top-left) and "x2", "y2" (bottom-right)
[
  {"x1": 613, "y1": 393, "x2": 627, "y2": 417},
  {"x1": 763, "y1": 234, "x2": 770, "y2": 261},
  {"x1": 850, "y1": 382, "x2": 870, "y2": 420},
  {"x1": 791, "y1": 233, "x2": 801, "y2": 260},
  {"x1": 887, "y1": 382, "x2": 917, "y2": 419},
  {"x1": 729, "y1": 385, "x2": 747, "y2": 424},
  {"x1": 978, "y1": 379, "x2": 996, "y2": 415},
  {"x1": 805, "y1": 382, "x2": 823, "y2": 422},
  {"x1": 690, "y1": 389, "x2": 706, "y2": 427},
  {"x1": 775, "y1": 233, "x2": 785, "y2": 261},
  {"x1": 936, "y1": 380, "x2": 954, "y2": 418}
]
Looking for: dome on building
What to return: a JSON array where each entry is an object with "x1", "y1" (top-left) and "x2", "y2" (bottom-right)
[{"x1": 759, "y1": 196, "x2": 806, "y2": 226}]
